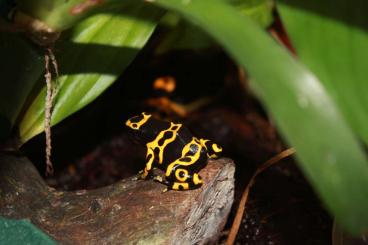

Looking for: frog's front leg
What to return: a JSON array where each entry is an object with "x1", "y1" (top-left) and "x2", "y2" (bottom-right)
[
  {"x1": 137, "y1": 167, "x2": 151, "y2": 180},
  {"x1": 152, "y1": 175, "x2": 171, "y2": 192},
  {"x1": 137, "y1": 148, "x2": 156, "y2": 180}
]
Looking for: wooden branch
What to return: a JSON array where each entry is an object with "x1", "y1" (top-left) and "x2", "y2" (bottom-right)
[{"x1": 0, "y1": 153, "x2": 235, "y2": 244}]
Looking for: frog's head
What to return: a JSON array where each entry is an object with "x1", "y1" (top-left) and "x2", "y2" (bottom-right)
[
  {"x1": 126, "y1": 112, "x2": 173, "y2": 144},
  {"x1": 125, "y1": 112, "x2": 152, "y2": 142},
  {"x1": 126, "y1": 112, "x2": 152, "y2": 131}
]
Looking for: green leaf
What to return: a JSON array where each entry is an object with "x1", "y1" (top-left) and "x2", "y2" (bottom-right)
[
  {"x1": 155, "y1": 16, "x2": 215, "y2": 53},
  {"x1": 151, "y1": 0, "x2": 368, "y2": 234},
  {"x1": 18, "y1": 4, "x2": 162, "y2": 143},
  {"x1": 156, "y1": 0, "x2": 274, "y2": 53},
  {"x1": 0, "y1": 33, "x2": 44, "y2": 141},
  {"x1": 225, "y1": 0, "x2": 274, "y2": 28},
  {"x1": 0, "y1": 217, "x2": 56, "y2": 245},
  {"x1": 278, "y1": 0, "x2": 368, "y2": 146}
]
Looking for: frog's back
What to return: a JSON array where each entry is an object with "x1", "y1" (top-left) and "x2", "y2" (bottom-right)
[
  {"x1": 139, "y1": 117, "x2": 171, "y2": 142},
  {"x1": 159, "y1": 125, "x2": 207, "y2": 169}
]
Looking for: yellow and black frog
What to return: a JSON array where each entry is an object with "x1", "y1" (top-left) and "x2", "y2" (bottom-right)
[{"x1": 126, "y1": 112, "x2": 222, "y2": 191}]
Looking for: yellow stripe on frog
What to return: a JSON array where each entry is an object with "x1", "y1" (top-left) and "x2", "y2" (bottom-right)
[
  {"x1": 165, "y1": 137, "x2": 203, "y2": 176},
  {"x1": 146, "y1": 122, "x2": 182, "y2": 164}
]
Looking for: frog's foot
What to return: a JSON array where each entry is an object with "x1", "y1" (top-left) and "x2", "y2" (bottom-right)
[
  {"x1": 133, "y1": 168, "x2": 151, "y2": 181},
  {"x1": 152, "y1": 176, "x2": 171, "y2": 193},
  {"x1": 153, "y1": 175, "x2": 169, "y2": 185}
]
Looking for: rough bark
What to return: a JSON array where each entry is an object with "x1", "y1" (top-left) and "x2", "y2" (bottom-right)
[{"x1": 0, "y1": 152, "x2": 235, "y2": 245}]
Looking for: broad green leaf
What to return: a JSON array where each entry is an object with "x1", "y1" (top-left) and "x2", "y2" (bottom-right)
[
  {"x1": 152, "y1": 0, "x2": 368, "y2": 233},
  {"x1": 0, "y1": 33, "x2": 43, "y2": 141},
  {"x1": 19, "y1": 4, "x2": 162, "y2": 143},
  {"x1": 17, "y1": 0, "x2": 272, "y2": 32},
  {"x1": 156, "y1": 0, "x2": 274, "y2": 53},
  {"x1": 0, "y1": 217, "x2": 56, "y2": 244},
  {"x1": 155, "y1": 17, "x2": 214, "y2": 53},
  {"x1": 278, "y1": 0, "x2": 368, "y2": 146}
]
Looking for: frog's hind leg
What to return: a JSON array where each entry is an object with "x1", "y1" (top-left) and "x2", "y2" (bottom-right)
[
  {"x1": 166, "y1": 163, "x2": 203, "y2": 191},
  {"x1": 169, "y1": 173, "x2": 203, "y2": 191},
  {"x1": 199, "y1": 138, "x2": 223, "y2": 158},
  {"x1": 158, "y1": 178, "x2": 197, "y2": 191}
]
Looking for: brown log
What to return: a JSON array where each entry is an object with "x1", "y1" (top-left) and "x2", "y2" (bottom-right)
[{"x1": 0, "y1": 153, "x2": 235, "y2": 245}]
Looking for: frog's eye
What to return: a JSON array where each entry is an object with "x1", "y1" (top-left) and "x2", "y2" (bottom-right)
[{"x1": 131, "y1": 123, "x2": 138, "y2": 129}]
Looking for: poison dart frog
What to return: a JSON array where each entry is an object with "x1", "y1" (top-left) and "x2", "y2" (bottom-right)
[{"x1": 126, "y1": 112, "x2": 223, "y2": 191}]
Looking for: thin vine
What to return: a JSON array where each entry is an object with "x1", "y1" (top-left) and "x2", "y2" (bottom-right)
[{"x1": 44, "y1": 48, "x2": 59, "y2": 176}]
